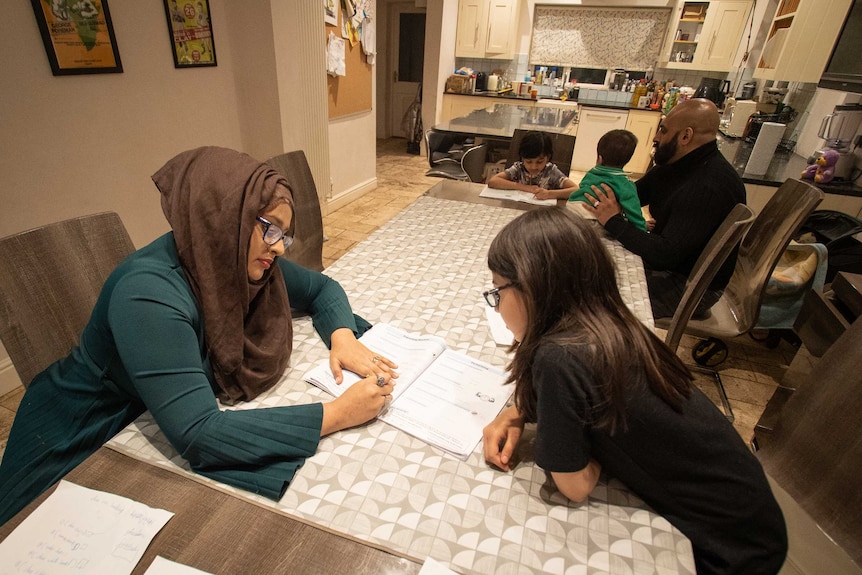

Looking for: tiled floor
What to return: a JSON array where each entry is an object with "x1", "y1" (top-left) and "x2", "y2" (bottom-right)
[{"x1": 0, "y1": 138, "x2": 796, "y2": 457}]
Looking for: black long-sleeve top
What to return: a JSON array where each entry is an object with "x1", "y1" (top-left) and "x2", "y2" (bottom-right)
[{"x1": 604, "y1": 140, "x2": 746, "y2": 289}]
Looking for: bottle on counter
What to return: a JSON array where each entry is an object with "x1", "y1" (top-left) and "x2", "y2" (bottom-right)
[{"x1": 631, "y1": 81, "x2": 647, "y2": 106}]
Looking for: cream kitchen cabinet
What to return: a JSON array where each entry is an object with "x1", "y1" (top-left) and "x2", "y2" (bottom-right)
[
  {"x1": 754, "y1": 0, "x2": 852, "y2": 83},
  {"x1": 624, "y1": 110, "x2": 661, "y2": 175},
  {"x1": 571, "y1": 107, "x2": 629, "y2": 172},
  {"x1": 455, "y1": 0, "x2": 520, "y2": 59},
  {"x1": 663, "y1": 0, "x2": 753, "y2": 72}
]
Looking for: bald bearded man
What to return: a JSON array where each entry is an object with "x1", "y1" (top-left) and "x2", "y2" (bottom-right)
[{"x1": 586, "y1": 99, "x2": 746, "y2": 319}]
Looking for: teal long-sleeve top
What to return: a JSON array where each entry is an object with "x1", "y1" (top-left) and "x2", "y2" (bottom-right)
[{"x1": 0, "y1": 232, "x2": 370, "y2": 524}]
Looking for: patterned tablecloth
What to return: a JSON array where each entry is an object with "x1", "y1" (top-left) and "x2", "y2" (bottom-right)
[{"x1": 107, "y1": 196, "x2": 694, "y2": 575}]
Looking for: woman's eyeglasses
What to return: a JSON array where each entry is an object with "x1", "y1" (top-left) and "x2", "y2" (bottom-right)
[
  {"x1": 256, "y1": 216, "x2": 294, "y2": 248},
  {"x1": 483, "y1": 283, "x2": 516, "y2": 307}
]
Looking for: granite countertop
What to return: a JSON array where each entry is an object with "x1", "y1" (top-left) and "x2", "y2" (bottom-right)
[
  {"x1": 444, "y1": 90, "x2": 660, "y2": 112},
  {"x1": 717, "y1": 134, "x2": 862, "y2": 197}
]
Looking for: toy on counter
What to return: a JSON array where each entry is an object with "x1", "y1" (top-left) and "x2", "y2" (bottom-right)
[{"x1": 801, "y1": 149, "x2": 840, "y2": 184}]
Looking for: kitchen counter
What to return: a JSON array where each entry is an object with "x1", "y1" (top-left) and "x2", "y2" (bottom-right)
[
  {"x1": 434, "y1": 103, "x2": 578, "y2": 139},
  {"x1": 717, "y1": 133, "x2": 862, "y2": 197},
  {"x1": 443, "y1": 91, "x2": 660, "y2": 113}
]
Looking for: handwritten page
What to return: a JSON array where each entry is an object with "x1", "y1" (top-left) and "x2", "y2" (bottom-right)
[
  {"x1": 0, "y1": 480, "x2": 173, "y2": 575},
  {"x1": 480, "y1": 186, "x2": 557, "y2": 206},
  {"x1": 144, "y1": 556, "x2": 214, "y2": 574}
]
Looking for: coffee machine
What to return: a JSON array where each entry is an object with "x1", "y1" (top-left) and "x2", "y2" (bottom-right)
[{"x1": 813, "y1": 103, "x2": 862, "y2": 180}]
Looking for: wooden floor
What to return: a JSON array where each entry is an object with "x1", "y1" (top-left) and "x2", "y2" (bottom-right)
[{"x1": 0, "y1": 138, "x2": 796, "y2": 457}]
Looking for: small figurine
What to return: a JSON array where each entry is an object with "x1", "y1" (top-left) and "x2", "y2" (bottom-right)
[{"x1": 801, "y1": 149, "x2": 840, "y2": 184}]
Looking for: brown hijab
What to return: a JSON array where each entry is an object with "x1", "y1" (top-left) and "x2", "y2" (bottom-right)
[{"x1": 152, "y1": 146, "x2": 293, "y2": 404}]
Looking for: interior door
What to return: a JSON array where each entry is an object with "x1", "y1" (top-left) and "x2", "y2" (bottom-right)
[{"x1": 388, "y1": 3, "x2": 426, "y2": 139}]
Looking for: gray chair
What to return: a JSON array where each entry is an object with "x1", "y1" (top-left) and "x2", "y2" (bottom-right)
[
  {"x1": 661, "y1": 179, "x2": 823, "y2": 417},
  {"x1": 506, "y1": 129, "x2": 576, "y2": 176},
  {"x1": 659, "y1": 203, "x2": 756, "y2": 420},
  {"x1": 0, "y1": 212, "x2": 135, "y2": 387},
  {"x1": 265, "y1": 151, "x2": 325, "y2": 272}
]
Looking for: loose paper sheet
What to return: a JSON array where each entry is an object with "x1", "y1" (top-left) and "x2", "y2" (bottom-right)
[
  {"x1": 144, "y1": 556, "x2": 214, "y2": 574},
  {"x1": 0, "y1": 480, "x2": 173, "y2": 575}
]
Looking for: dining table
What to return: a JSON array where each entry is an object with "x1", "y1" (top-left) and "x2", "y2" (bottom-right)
[{"x1": 0, "y1": 180, "x2": 693, "y2": 575}]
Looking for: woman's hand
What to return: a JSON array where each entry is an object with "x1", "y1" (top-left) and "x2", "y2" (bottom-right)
[
  {"x1": 320, "y1": 373, "x2": 395, "y2": 436},
  {"x1": 329, "y1": 328, "x2": 398, "y2": 384},
  {"x1": 482, "y1": 405, "x2": 525, "y2": 472}
]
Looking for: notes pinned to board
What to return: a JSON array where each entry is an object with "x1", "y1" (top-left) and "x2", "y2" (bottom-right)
[{"x1": 0, "y1": 480, "x2": 173, "y2": 575}]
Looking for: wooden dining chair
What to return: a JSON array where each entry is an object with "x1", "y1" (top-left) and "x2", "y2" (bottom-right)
[
  {"x1": 658, "y1": 203, "x2": 756, "y2": 420},
  {"x1": 265, "y1": 151, "x2": 325, "y2": 272},
  {"x1": 0, "y1": 212, "x2": 135, "y2": 387},
  {"x1": 506, "y1": 129, "x2": 576, "y2": 176}
]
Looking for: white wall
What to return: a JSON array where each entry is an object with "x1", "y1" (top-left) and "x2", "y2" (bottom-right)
[{"x1": 0, "y1": 0, "x2": 377, "y2": 389}]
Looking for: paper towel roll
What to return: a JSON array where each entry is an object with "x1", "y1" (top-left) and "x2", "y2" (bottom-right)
[{"x1": 745, "y1": 122, "x2": 784, "y2": 175}]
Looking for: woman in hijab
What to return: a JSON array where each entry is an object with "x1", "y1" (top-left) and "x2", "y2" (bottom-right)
[{"x1": 0, "y1": 147, "x2": 395, "y2": 524}]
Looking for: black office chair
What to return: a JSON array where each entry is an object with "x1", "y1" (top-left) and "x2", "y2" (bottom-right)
[{"x1": 426, "y1": 143, "x2": 488, "y2": 182}]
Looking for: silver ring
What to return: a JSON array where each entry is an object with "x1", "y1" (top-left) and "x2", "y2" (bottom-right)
[
  {"x1": 593, "y1": 201, "x2": 600, "y2": 207},
  {"x1": 376, "y1": 375, "x2": 386, "y2": 387}
]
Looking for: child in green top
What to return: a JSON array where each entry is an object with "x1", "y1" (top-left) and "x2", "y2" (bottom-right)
[{"x1": 570, "y1": 129, "x2": 647, "y2": 231}]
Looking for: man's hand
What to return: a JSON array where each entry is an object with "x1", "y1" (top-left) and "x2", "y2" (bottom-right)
[{"x1": 583, "y1": 183, "x2": 622, "y2": 225}]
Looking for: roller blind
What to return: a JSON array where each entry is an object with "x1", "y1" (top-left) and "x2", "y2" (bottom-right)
[{"x1": 530, "y1": 6, "x2": 671, "y2": 70}]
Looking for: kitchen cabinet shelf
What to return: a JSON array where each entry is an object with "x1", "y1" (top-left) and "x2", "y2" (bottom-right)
[
  {"x1": 754, "y1": 0, "x2": 852, "y2": 82},
  {"x1": 662, "y1": 0, "x2": 753, "y2": 72}
]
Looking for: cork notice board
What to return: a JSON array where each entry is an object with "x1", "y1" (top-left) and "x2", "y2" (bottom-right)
[{"x1": 327, "y1": 10, "x2": 372, "y2": 119}]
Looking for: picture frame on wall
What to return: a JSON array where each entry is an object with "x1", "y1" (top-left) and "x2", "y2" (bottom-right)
[
  {"x1": 29, "y1": 0, "x2": 123, "y2": 76},
  {"x1": 163, "y1": 0, "x2": 217, "y2": 68},
  {"x1": 324, "y1": 0, "x2": 338, "y2": 26}
]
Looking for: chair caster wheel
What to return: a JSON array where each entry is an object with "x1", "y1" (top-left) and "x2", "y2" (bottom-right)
[{"x1": 692, "y1": 337, "x2": 728, "y2": 367}]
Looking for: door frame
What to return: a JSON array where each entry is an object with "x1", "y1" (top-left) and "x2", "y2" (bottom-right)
[{"x1": 384, "y1": 1, "x2": 426, "y2": 139}]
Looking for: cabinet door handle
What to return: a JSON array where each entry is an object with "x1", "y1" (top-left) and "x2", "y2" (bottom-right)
[{"x1": 708, "y1": 32, "x2": 717, "y2": 58}]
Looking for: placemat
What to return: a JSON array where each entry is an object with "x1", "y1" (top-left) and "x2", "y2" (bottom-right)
[{"x1": 108, "y1": 196, "x2": 693, "y2": 574}]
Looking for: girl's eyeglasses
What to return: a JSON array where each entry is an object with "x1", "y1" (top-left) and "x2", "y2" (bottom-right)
[{"x1": 483, "y1": 283, "x2": 516, "y2": 307}]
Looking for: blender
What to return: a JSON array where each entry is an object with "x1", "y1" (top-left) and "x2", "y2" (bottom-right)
[{"x1": 812, "y1": 103, "x2": 862, "y2": 180}]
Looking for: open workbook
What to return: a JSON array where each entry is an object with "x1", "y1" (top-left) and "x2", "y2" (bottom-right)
[
  {"x1": 303, "y1": 323, "x2": 512, "y2": 459},
  {"x1": 479, "y1": 185, "x2": 557, "y2": 206}
]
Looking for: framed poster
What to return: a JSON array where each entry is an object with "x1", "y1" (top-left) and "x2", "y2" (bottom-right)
[
  {"x1": 30, "y1": 0, "x2": 123, "y2": 76},
  {"x1": 324, "y1": 0, "x2": 337, "y2": 26},
  {"x1": 163, "y1": 0, "x2": 217, "y2": 68}
]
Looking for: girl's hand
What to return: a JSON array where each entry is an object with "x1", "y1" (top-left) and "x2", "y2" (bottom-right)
[
  {"x1": 328, "y1": 328, "x2": 398, "y2": 385},
  {"x1": 482, "y1": 405, "x2": 525, "y2": 472},
  {"x1": 321, "y1": 373, "x2": 395, "y2": 435}
]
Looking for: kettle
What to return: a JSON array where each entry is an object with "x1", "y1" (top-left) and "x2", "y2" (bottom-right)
[{"x1": 694, "y1": 78, "x2": 731, "y2": 108}]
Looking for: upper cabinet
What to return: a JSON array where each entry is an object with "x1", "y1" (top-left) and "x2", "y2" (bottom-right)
[
  {"x1": 663, "y1": 0, "x2": 753, "y2": 72},
  {"x1": 754, "y1": 0, "x2": 853, "y2": 83},
  {"x1": 455, "y1": 0, "x2": 520, "y2": 59}
]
